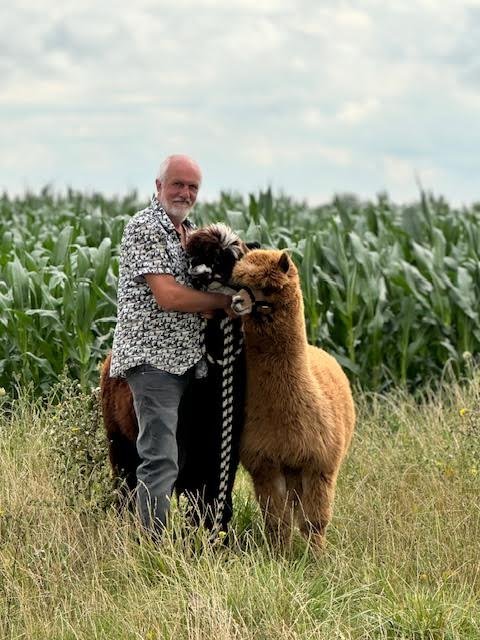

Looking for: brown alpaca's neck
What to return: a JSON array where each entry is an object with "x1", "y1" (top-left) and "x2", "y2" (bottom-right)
[{"x1": 244, "y1": 309, "x2": 308, "y2": 360}]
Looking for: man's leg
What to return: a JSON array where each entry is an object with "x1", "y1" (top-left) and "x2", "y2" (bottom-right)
[{"x1": 126, "y1": 364, "x2": 191, "y2": 536}]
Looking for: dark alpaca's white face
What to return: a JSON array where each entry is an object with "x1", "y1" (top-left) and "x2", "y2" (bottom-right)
[{"x1": 186, "y1": 223, "x2": 248, "y2": 288}]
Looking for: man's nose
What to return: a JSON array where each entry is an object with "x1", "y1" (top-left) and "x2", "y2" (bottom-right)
[{"x1": 180, "y1": 184, "x2": 191, "y2": 197}]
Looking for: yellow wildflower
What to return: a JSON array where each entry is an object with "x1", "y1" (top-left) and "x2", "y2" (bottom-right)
[
  {"x1": 459, "y1": 408, "x2": 468, "y2": 417},
  {"x1": 444, "y1": 465, "x2": 456, "y2": 479}
]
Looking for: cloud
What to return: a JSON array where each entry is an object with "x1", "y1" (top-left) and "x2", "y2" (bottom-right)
[
  {"x1": 0, "y1": 0, "x2": 478, "y2": 205},
  {"x1": 382, "y1": 155, "x2": 443, "y2": 189}
]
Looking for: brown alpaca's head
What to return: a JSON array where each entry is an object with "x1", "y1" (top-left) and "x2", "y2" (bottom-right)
[{"x1": 231, "y1": 249, "x2": 302, "y2": 331}]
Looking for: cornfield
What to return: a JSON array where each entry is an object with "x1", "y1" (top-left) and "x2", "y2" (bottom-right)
[{"x1": 1, "y1": 187, "x2": 479, "y2": 394}]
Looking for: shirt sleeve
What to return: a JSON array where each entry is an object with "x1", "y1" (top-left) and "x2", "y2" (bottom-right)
[{"x1": 121, "y1": 215, "x2": 174, "y2": 283}]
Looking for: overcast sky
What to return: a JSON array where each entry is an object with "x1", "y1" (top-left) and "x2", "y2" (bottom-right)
[{"x1": 1, "y1": 0, "x2": 479, "y2": 206}]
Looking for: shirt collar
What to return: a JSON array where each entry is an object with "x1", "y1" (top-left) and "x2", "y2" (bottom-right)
[{"x1": 150, "y1": 195, "x2": 195, "y2": 233}]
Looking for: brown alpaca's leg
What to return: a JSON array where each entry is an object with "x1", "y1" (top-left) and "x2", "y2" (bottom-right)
[
  {"x1": 298, "y1": 470, "x2": 336, "y2": 549},
  {"x1": 251, "y1": 463, "x2": 296, "y2": 546},
  {"x1": 108, "y1": 431, "x2": 139, "y2": 491}
]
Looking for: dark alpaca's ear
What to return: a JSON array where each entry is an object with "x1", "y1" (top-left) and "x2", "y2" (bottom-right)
[
  {"x1": 278, "y1": 251, "x2": 291, "y2": 273},
  {"x1": 246, "y1": 241, "x2": 261, "y2": 250}
]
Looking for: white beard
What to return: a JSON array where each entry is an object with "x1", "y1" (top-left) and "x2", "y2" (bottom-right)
[
  {"x1": 159, "y1": 199, "x2": 193, "y2": 226},
  {"x1": 168, "y1": 205, "x2": 192, "y2": 225}
]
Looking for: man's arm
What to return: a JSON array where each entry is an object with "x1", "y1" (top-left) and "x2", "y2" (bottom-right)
[{"x1": 145, "y1": 273, "x2": 233, "y2": 314}]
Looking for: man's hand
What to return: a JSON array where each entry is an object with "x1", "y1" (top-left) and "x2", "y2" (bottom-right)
[
  {"x1": 231, "y1": 289, "x2": 253, "y2": 316},
  {"x1": 219, "y1": 294, "x2": 242, "y2": 319},
  {"x1": 224, "y1": 305, "x2": 240, "y2": 319}
]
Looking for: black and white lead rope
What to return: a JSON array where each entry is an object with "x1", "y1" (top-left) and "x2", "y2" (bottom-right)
[{"x1": 211, "y1": 316, "x2": 239, "y2": 534}]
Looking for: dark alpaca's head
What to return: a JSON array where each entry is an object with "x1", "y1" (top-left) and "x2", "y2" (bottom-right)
[{"x1": 186, "y1": 223, "x2": 257, "y2": 287}]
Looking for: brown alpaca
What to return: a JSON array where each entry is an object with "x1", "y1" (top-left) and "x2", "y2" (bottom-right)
[{"x1": 231, "y1": 249, "x2": 355, "y2": 548}]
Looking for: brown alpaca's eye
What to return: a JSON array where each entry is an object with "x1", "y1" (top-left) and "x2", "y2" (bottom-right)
[{"x1": 262, "y1": 286, "x2": 277, "y2": 296}]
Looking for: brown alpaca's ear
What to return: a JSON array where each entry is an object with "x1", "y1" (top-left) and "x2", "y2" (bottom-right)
[{"x1": 278, "y1": 251, "x2": 291, "y2": 274}]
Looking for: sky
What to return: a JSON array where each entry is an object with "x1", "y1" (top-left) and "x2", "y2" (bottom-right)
[{"x1": 1, "y1": 0, "x2": 479, "y2": 206}]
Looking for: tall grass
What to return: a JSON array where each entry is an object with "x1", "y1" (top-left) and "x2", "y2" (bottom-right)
[
  {"x1": 0, "y1": 375, "x2": 479, "y2": 639},
  {"x1": 1, "y1": 188, "x2": 479, "y2": 393}
]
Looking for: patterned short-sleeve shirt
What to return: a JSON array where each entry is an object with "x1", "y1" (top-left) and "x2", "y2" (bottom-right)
[{"x1": 109, "y1": 196, "x2": 205, "y2": 378}]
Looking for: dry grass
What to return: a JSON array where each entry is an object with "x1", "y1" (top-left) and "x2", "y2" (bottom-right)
[{"x1": 0, "y1": 375, "x2": 479, "y2": 639}]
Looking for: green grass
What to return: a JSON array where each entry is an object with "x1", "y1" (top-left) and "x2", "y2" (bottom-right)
[{"x1": 1, "y1": 375, "x2": 479, "y2": 639}]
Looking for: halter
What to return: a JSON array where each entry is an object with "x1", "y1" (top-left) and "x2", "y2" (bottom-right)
[
  {"x1": 231, "y1": 287, "x2": 274, "y2": 317},
  {"x1": 188, "y1": 261, "x2": 234, "y2": 287}
]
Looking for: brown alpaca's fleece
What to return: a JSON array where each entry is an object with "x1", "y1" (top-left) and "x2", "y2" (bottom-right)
[
  {"x1": 232, "y1": 249, "x2": 355, "y2": 548},
  {"x1": 100, "y1": 353, "x2": 139, "y2": 493},
  {"x1": 100, "y1": 352, "x2": 137, "y2": 442}
]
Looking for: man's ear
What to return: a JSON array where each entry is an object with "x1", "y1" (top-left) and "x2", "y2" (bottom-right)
[
  {"x1": 278, "y1": 251, "x2": 291, "y2": 273},
  {"x1": 246, "y1": 241, "x2": 261, "y2": 250},
  {"x1": 155, "y1": 178, "x2": 162, "y2": 192}
]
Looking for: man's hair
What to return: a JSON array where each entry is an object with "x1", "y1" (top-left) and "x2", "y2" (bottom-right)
[
  {"x1": 156, "y1": 155, "x2": 202, "y2": 185},
  {"x1": 157, "y1": 157, "x2": 171, "y2": 183}
]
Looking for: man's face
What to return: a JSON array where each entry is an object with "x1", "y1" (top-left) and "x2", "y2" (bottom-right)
[{"x1": 156, "y1": 159, "x2": 201, "y2": 225}]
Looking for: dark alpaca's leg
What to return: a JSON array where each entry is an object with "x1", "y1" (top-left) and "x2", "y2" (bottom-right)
[
  {"x1": 175, "y1": 378, "x2": 205, "y2": 527},
  {"x1": 176, "y1": 376, "x2": 214, "y2": 529},
  {"x1": 194, "y1": 352, "x2": 243, "y2": 533}
]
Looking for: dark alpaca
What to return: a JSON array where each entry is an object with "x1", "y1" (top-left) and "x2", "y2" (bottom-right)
[{"x1": 101, "y1": 223, "x2": 253, "y2": 531}]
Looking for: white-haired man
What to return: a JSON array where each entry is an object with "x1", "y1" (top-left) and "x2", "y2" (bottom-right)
[{"x1": 110, "y1": 154, "x2": 234, "y2": 535}]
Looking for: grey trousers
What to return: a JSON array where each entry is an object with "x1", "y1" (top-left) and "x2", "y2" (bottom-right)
[{"x1": 126, "y1": 363, "x2": 193, "y2": 535}]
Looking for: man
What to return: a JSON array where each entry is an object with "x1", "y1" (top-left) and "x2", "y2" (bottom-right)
[{"x1": 110, "y1": 154, "x2": 234, "y2": 535}]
